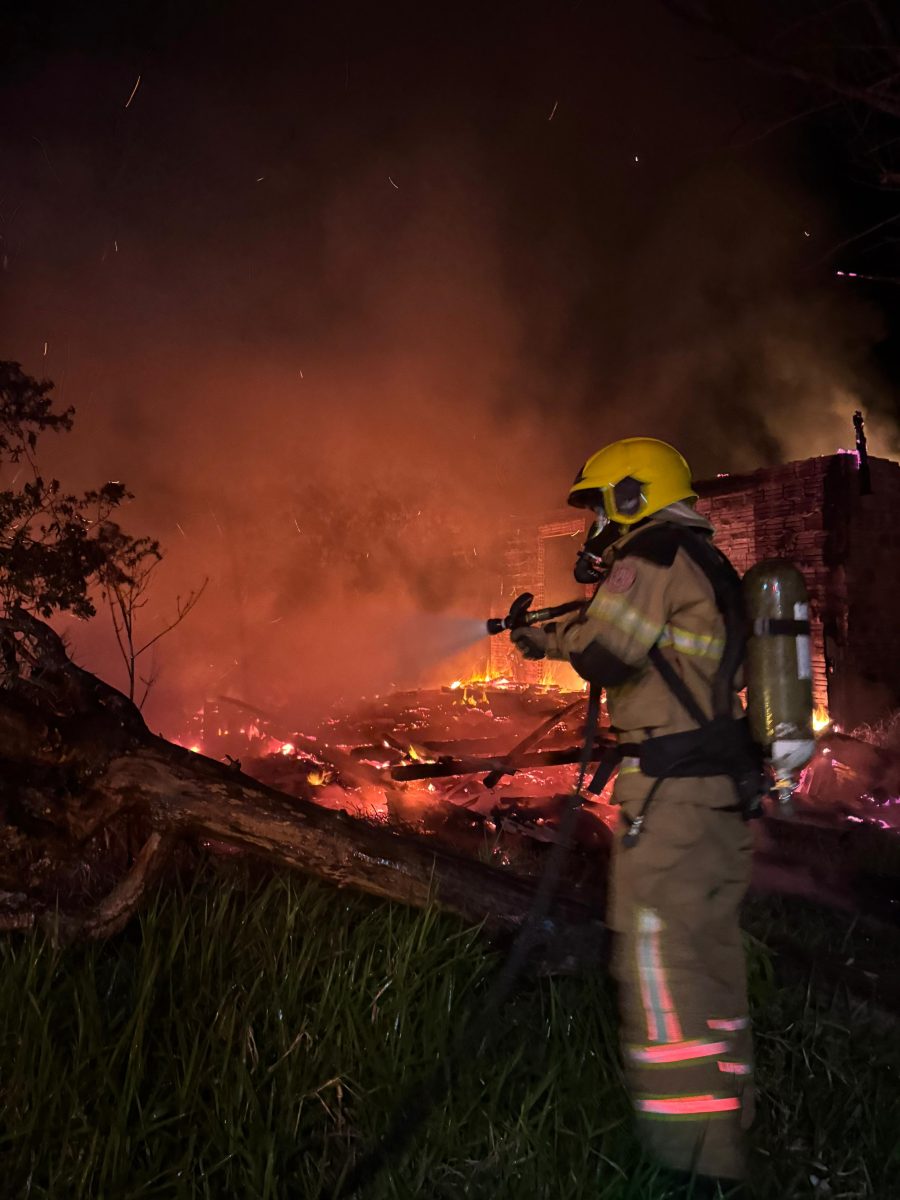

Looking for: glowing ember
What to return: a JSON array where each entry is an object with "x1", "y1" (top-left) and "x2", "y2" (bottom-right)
[
  {"x1": 447, "y1": 668, "x2": 583, "y2": 702},
  {"x1": 279, "y1": 742, "x2": 296, "y2": 756}
]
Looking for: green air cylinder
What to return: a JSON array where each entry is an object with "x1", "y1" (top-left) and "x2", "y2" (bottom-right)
[{"x1": 742, "y1": 560, "x2": 816, "y2": 793}]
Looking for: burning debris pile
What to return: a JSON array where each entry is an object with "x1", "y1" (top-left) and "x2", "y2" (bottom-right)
[
  {"x1": 182, "y1": 682, "x2": 900, "y2": 838},
  {"x1": 795, "y1": 724, "x2": 900, "y2": 830},
  {"x1": 186, "y1": 675, "x2": 617, "y2": 868},
  {"x1": 181, "y1": 675, "x2": 900, "y2": 924},
  {"x1": 1, "y1": 601, "x2": 899, "y2": 945}
]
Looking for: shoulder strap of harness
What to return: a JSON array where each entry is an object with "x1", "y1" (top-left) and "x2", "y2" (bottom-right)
[{"x1": 618, "y1": 523, "x2": 745, "y2": 725}]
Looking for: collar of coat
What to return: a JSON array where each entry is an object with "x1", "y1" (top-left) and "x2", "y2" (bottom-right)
[{"x1": 604, "y1": 504, "x2": 715, "y2": 568}]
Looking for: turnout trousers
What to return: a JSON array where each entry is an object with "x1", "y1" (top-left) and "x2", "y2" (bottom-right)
[{"x1": 608, "y1": 773, "x2": 754, "y2": 1182}]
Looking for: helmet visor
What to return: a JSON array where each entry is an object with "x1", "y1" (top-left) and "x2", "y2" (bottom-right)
[{"x1": 568, "y1": 485, "x2": 605, "y2": 511}]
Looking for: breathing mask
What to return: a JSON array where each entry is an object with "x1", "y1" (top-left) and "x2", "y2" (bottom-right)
[{"x1": 573, "y1": 511, "x2": 618, "y2": 585}]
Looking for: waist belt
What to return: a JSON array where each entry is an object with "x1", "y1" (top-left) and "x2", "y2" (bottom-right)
[
  {"x1": 586, "y1": 719, "x2": 763, "y2": 793},
  {"x1": 619, "y1": 717, "x2": 760, "y2": 780},
  {"x1": 614, "y1": 717, "x2": 767, "y2": 847}
]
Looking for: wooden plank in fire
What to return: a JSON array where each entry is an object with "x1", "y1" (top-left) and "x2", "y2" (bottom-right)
[{"x1": 389, "y1": 738, "x2": 617, "y2": 781}]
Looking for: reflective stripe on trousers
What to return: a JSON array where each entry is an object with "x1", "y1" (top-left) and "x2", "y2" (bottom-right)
[
  {"x1": 628, "y1": 1038, "x2": 729, "y2": 1066},
  {"x1": 636, "y1": 907, "x2": 682, "y2": 1044},
  {"x1": 637, "y1": 1093, "x2": 741, "y2": 1118}
]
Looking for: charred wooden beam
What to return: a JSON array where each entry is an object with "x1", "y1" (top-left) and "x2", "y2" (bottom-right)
[
  {"x1": 481, "y1": 698, "x2": 585, "y2": 788},
  {"x1": 389, "y1": 739, "x2": 617, "y2": 781}
]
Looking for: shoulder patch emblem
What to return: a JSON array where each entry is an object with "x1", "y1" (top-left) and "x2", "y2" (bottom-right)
[{"x1": 605, "y1": 562, "x2": 637, "y2": 594}]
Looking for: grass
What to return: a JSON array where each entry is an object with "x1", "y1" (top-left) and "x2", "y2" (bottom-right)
[{"x1": 1, "y1": 867, "x2": 899, "y2": 1199}]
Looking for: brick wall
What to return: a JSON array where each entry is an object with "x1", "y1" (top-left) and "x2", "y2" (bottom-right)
[
  {"x1": 698, "y1": 454, "x2": 900, "y2": 727},
  {"x1": 695, "y1": 457, "x2": 834, "y2": 714},
  {"x1": 835, "y1": 455, "x2": 900, "y2": 726}
]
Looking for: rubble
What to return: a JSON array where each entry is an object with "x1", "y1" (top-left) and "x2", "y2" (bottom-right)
[{"x1": 187, "y1": 679, "x2": 900, "y2": 923}]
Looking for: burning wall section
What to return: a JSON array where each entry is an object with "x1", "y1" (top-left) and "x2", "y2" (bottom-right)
[{"x1": 488, "y1": 516, "x2": 589, "y2": 689}]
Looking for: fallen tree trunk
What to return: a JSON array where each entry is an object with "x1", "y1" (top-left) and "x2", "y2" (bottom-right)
[
  {"x1": 0, "y1": 610, "x2": 606, "y2": 944},
  {"x1": 98, "y1": 740, "x2": 606, "y2": 930}
]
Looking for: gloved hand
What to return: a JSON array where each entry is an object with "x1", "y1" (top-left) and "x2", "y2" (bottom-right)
[{"x1": 511, "y1": 625, "x2": 548, "y2": 660}]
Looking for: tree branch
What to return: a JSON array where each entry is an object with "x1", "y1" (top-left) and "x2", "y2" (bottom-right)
[
  {"x1": 863, "y1": 0, "x2": 900, "y2": 72},
  {"x1": 40, "y1": 832, "x2": 171, "y2": 943},
  {"x1": 814, "y1": 208, "x2": 900, "y2": 263},
  {"x1": 134, "y1": 577, "x2": 208, "y2": 658},
  {"x1": 661, "y1": 0, "x2": 900, "y2": 119}
]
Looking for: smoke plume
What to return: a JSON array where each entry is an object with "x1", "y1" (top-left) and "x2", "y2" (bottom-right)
[{"x1": 0, "y1": 3, "x2": 895, "y2": 730}]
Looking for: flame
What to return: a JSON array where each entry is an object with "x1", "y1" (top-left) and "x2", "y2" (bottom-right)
[
  {"x1": 404, "y1": 741, "x2": 436, "y2": 764},
  {"x1": 813, "y1": 705, "x2": 831, "y2": 733},
  {"x1": 447, "y1": 667, "x2": 585, "y2": 699},
  {"x1": 446, "y1": 670, "x2": 504, "y2": 708},
  {"x1": 451, "y1": 671, "x2": 509, "y2": 688},
  {"x1": 447, "y1": 671, "x2": 511, "y2": 705},
  {"x1": 280, "y1": 742, "x2": 295, "y2": 756},
  {"x1": 460, "y1": 683, "x2": 488, "y2": 707},
  {"x1": 536, "y1": 660, "x2": 588, "y2": 691},
  {"x1": 307, "y1": 768, "x2": 330, "y2": 786}
]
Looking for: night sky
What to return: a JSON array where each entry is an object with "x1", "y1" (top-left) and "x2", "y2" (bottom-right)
[{"x1": 2, "y1": 1, "x2": 898, "y2": 722}]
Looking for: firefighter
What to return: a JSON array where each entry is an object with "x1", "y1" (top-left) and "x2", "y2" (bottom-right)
[{"x1": 511, "y1": 438, "x2": 754, "y2": 1196}]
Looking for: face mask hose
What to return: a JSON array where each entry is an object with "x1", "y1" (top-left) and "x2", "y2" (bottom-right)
[{"x1": 573, "y1": 515, "x2": 618, "y2": 585}]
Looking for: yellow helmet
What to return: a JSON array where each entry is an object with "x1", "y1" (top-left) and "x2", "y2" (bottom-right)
[{"x1": 568, "y1": 437, "x2": 697, "y2": 525}]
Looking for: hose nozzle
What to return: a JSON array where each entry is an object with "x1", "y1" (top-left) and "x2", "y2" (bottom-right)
[{"x1": 486, "y1": 592, "x2": 584, "y2": 636}]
